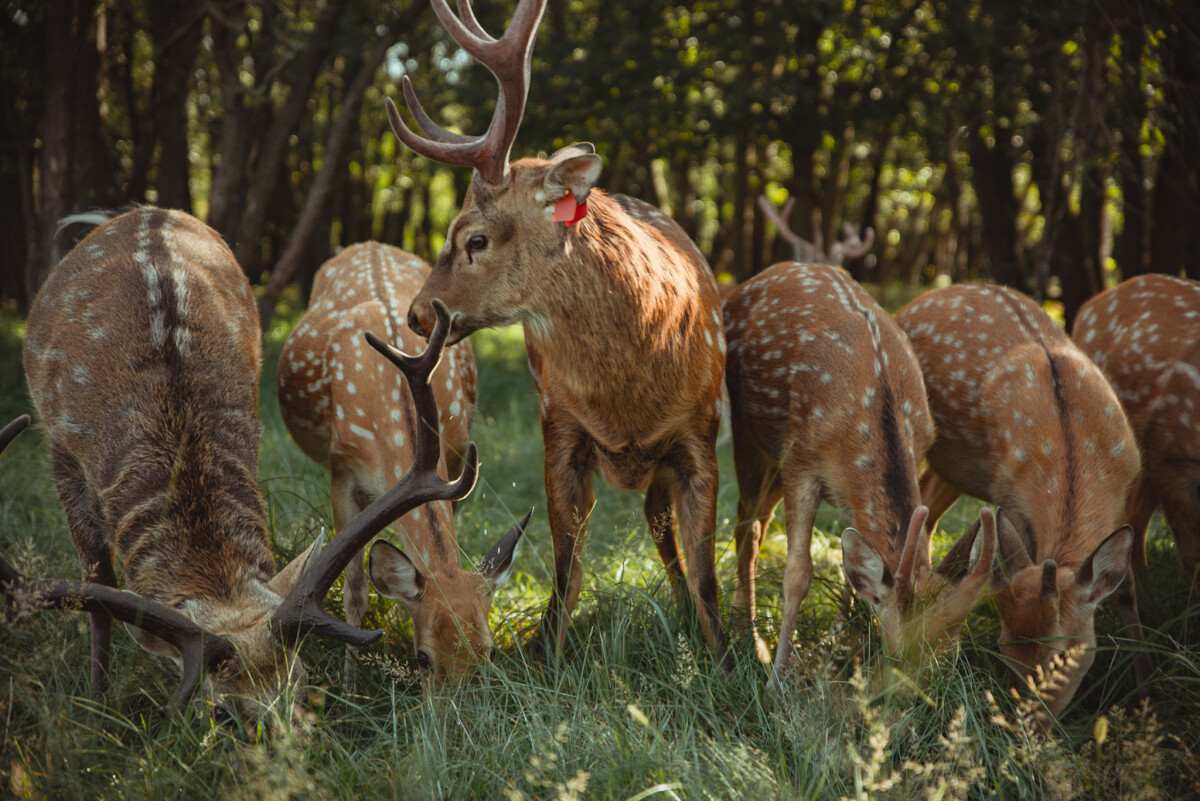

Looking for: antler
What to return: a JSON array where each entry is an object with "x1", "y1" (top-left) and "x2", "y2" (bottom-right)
[
  {"x1": 0, "y1": 414, "x2": 235, "y2": 711},
  {"x1": 758, "y1": 196, "x2": 874, "y2": 266},
  {"x1": 385, "y1": 0, "x2": 548, "y2": 187},
  {"x1": 828, "y1": 223, "x2": 876, "y2": 265},
  {"x1": 271, "y1": 299, "x2": 480, "y2": 646}
]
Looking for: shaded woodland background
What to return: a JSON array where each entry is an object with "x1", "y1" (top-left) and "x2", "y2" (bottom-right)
[{"x1": 2, "y1": 0, "x2": 1197, "y2": 328}]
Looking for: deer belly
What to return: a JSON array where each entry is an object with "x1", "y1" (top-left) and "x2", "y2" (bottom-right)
[{"x1": 595, "y1": 444, "x2": 661, "y2": 491}]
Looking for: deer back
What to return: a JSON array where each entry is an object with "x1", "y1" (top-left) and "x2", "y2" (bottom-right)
[
  {"x1": 897, "y1": 283, "x2": 1140, "y2": 714},
  {"x1": 726, "y1": 263, "x2": 991, "y2": 652},
  {"x1": 24, "y1": 208, "x2": 270, "y2": 600},
  {"x1": 279, "y1": 242, "x2": 476, "y2": 503},
  {"x1": 1074, "y1": 273, "x2": 1200, "y2": 462}
]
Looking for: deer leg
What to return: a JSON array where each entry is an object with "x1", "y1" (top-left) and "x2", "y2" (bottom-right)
[
  {"x1": 731, "y1": 473, "x2": 783, "y2": 664},
  {"x1": 769, "y1": 477, "x2": 821, "y2": 691},
  {"x1": 536, "y1": 428, "x2": 596, "y2": 660},
  {"x1": 670, "y1": 442, "x2": 733, "y2": 671},
  {"x1": 1123, "y1": 472, "x2": 1159, "y2": 577},
  {"x1": 1154, "y1": 467, "x2": 1200, "y2": 599},
  {"x1": 52, "y1": 446, "x2": 115, "y2": 701},
  {"x1": 644, "y1": 475, "x2": 684, "y2": 597},
  {"x1": 919, "y1": 469, "x2": 961, "y2": 532}
]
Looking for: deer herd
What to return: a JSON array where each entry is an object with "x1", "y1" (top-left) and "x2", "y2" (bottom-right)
[{"x1": 2, "y1": 0, "x2": 1197, "y2": 734}]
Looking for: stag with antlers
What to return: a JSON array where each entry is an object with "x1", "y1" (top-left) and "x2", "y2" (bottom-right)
[
  {"x1": 11, "y1": 208, "x2": 476, "y2": 722},
  {"x1": 387, "y1": 0, "x2": 731, "y2": 668}
]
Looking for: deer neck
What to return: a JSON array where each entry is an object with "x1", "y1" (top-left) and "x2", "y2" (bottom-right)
[{"x1": 523, "y1": 196, "x2": 711, "y2": 407}]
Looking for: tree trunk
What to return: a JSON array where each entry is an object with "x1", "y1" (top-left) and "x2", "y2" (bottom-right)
[
  {"x1": 29, "y1": 0, "x2": 100, "y2": 300},
  {"x1": 207, "y1": 2, "x2": 279, "y2": 236},
  {"x1": 149, "y1": 2, "x2": 205, "y2": 211},
  {"x1": 258, "y1": 26, "x2": 397, "y2": 327},
  {"x1": 969, "y1": 133, "x2": 1025, "y2": 290},
  {"x1": 235, "y1": 0, "x2": 350, "y2": 276}
]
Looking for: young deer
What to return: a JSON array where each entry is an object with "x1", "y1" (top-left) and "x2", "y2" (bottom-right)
[
  {"x1": 13, "y1": 208, "x2": 476, "y2": 720},
  {"x1": 277, "y1": 242, "x2": 525, "y2": 685},
  {"x1": 387, "y1": 0, "x2": 731, "y2": 667},
  {"x1": 1073, "y1": 273, "x2": 1200, "y2": 597},
  {"x1": 757, "y1": 196, "x2": 875, "y2": 267},
  {"x1": 897, "y1": 283, "x2": 1145, "y2": 717},
  {"x1": 724, "y1": 263, "x2": 993, "y2": 679}
]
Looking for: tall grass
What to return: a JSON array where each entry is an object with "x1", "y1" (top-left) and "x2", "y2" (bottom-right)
[{"x1": 2, "y1": 299, "x2": 1199, "y2": 799}]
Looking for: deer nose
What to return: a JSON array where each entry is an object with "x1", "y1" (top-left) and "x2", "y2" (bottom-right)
[{"x1": 407, "y1": 304, "x2": 431, "y2": 338}]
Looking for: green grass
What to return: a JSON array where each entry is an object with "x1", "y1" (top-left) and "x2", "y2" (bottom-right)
[{"x1": 2, "y1": 300, "x2": 1199, "y2": 799}]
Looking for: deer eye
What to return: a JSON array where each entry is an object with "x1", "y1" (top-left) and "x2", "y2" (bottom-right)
[
  {"x1": 416, "y1": 651, "x2": 432, "y2": 673},
  {"x1": 466, "y1": 234, "x2": 488, "y2": 253}
]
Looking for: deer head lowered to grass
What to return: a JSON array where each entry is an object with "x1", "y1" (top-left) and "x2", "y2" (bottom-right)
[
  {"x1": 277, "y1": 242, "x2": 526, "y2": 686},
  {"x1": 11, "y1": 207, "x2": 476, "y2": 723},
  {"x1": 722, "y1": 262, "x2": 994, "y2": 682},
  {"x1": 896, "y1": 283, "x2": 1148, "y2": 718},
  {"x1": 386, "y1": 0, "x2": 731, "y2": 668}
]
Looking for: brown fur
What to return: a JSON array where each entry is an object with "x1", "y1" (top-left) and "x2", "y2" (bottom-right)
[
  {"x1": 724, "y1": 263, "x2": 989, "y2": 675},
  {"x1": 278, "y1": 243, "x2": 516, "y2": 682},
  {"x1": 409, "y1": 158, "x2": 730, "y2": 667},
  {"x1": 23, "y1": 207, "x2": 313, "y2": 721},
  {"x1": 1073, "y1": 273, "x2": 1200, "y2": 598},
  {"x1": 897, "y1": 283, "x2": 1144, "y2": 717}
]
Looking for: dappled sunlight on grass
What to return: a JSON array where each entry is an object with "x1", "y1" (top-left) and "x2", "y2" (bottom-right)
[{"x1": 2, "y1": 304, "x2": 1199, "y2": 798}]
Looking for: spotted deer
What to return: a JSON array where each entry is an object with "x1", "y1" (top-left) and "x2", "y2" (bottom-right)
[
  {"x1": 12, "y1": 208, "x2": 475, "y2": 720},
  {"x1": 897, "y1": 283, "x2": 1146, "y2": 717},
  {"x1": 757, "y1": 196, "x2": 875, "y2": 267},
  {"x1": 277, "y1": 242, "x2": 525, "y2": 684},
  {"x1": 723, "y1": 262, "x2": 993, "y2": 680},
  {"x1": 386, "y1": 0, "x2": 730, "y2": 667},
  {"x1": 1073, "y1": 273, "x2": 1200, "y2": 598}
]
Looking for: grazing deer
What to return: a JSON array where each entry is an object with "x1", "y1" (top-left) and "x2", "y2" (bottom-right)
[
  {"x1": 757, "y1": 196, "x2": 875, "y2": 267},
  {"x1": 1073, "y1": 273, "x2": 1200, "y2": 598},
  {"x1": 387, "y1": 0, "x2": 731, "y2": 667},
  {"x1": 13, "y1": 208, "x2": 475, "y2": 721},
  {"x1": 897, "y1": 283, "x2": 1145, "y2": 717},
  {"x1": 277, "y1": 242, "x2": 525, "y2": 684},
  {"x1": 723, "y1": 262, "x2": 993, "y2": 679}
]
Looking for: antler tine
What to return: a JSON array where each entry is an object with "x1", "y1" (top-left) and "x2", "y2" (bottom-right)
[
  {"x1": 388, "y1": 0, "x2": 547, "y2": 187},
  {"x1": 831, "y1": 223, "x2": 875, "y2": 263},
  {"x1": 399, "y1": 81, "x2": 474, "y2": 145},
  {"x1": 0, "y1": 415, "x2": 29, "y2": 453},
  {"x1": 271, "y1": 299, "x2": 480, "y2": 647},
  {"x1": 453, "y1": 0, "x2": 494, "y2": 41},
  {"x1": 1, "y1": 559, "x2": 234, "y2": 711},
  {"x1": 809, "y1": 208, "x2": 827, "y2": 263},
  {"x1": 759, "y1": 195, "x2": 808, "y2": 261}
]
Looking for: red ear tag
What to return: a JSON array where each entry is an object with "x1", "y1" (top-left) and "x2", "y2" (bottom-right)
[{"x1": 552, "y1": 191, "x2": 588, "y2": 226}]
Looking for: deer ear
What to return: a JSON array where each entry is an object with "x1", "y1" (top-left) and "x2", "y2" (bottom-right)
[
  {"x1": 841, "y1": 528, "x2": 890, "y2": 608},
  {"x1": 1078, "y1": 525, "x2": 1134, "y2": 606},
  {"x1": 479, "y1": 508, "x2": 532, "y2": 589},
  {"x1": 267, "y1": 533, "x2": 324, "y2": 598},
  {"x1": 548, "y1": 142, "x2": 596, "y2": 162},
  {"x1": 543, "y1": 154, "x2": 603, "y2": 204},
  {"x1": 991, "y1": 508, "x2": 1032, "y2": 589},
  {"x1": 368, "y1": 540, "x2": 425, "y2": 609}
]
